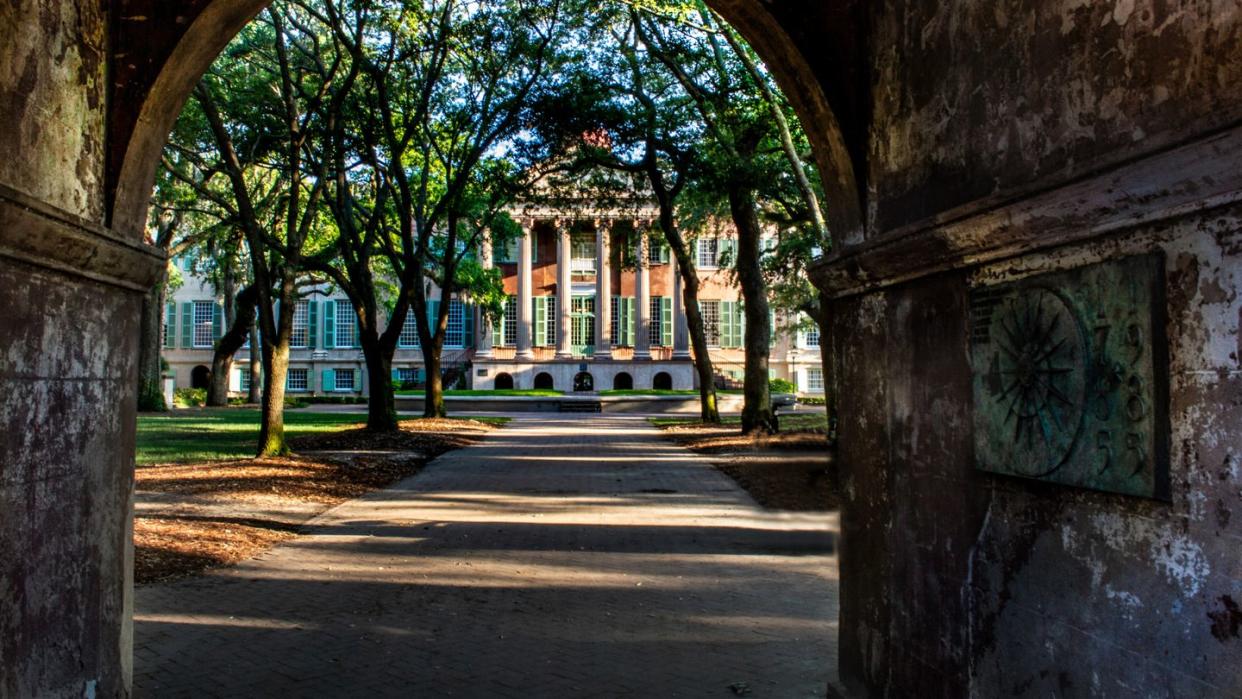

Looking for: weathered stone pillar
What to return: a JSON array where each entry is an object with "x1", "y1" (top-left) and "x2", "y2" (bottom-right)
[
  {"x1": 515, "y1": 220, "x2": 534, "y2": 360},
  {"x1": 475, "y1": 228, "x2": 495, "y2": 358},
  {"x1": 595, "y1": 220, "x2": 612, "y2": 360},
  {"x1": 671, "y1": 255, "x2": 690, "y2": 359},
  {"x1": 633, "y1": 226, "x2": 651, "y2": 360},
  {"x1": 556, "y1": 220, "x2": 573, "y2": 358}
]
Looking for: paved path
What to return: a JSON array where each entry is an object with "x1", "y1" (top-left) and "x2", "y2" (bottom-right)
[{"x1": 134, "y1": 415, "x2": 839, "y2": 698}]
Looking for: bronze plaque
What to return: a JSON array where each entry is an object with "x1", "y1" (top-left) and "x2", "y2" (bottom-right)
[{"x1": 970, "y1": 254, "x2": 1170, "y2": 499}]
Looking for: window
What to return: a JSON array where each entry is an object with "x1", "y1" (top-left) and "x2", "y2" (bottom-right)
[
  {"x1": 398, "y1": 312, "x2": 420, "y2": 348},
  {"x1": 396, "y1": 367, "x2": 419, "y2": 385},
  {"x1": 649, "y1": 241, "x2": 670, "y2": 264},
  {"x1": 335, "y1": 300, "x2": 355, "y2": 348},
  {"x1": 571, "y1": 296, "x2": 595, "y2": 353},
  {"x1": 804, "y1": 325, "x2": 821, "y2": 349},
  {"x1": 700, "y1": 300, "x2": 721, "y2": 348},
  {"x1": 571, "y1": 236, "x2": 596, "y2": 274},
  {"x1": 494, "y1": 235, "x2": 536, "y2": 264},
  {"x1": 287, "y1": 368, "x2": 309, "y2": 392},
  {"x1": 649, "y1": 296, "x2": 663, "y2": 346},
  {"x1": 334, "y1": 368, "x2": 355, "y2": 392},
  {"x1": 806, "y1": 368, "x2": 825, "y2": 393},
  {"x1": 611, "y1": 296, "x2": 621, "y2": 346},
  {"x1": 291, "y1": 300, "x2": 310, "y2": 348},
  {"x1": 697, "y1": 238, "x2": 719, "y2": 268},
  {"x1": 500, "y1": 296, "x2": 517, "y2": 346},
  {"x1": 193, "y1": 301, "x2": 215, "y2": 348},
  {"x1": 445, "y1": 299, "x2": 465, "y2": 348},
  {"x1": 238, "y1": 368, "x2": 252, "y2": 392}
]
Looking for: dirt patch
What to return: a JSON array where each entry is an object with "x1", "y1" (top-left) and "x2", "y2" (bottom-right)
[
  {"x1": 656, "y1": 422, "x2": 839, "y2": 512},
  {"x1": 134, "y1": 418, "x2": 497, "y2": 584}
]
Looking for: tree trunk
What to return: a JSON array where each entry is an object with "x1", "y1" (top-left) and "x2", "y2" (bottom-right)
[
  {"x1": 257, "y1": 278, "x2": 296, "y2": 457},
  {"x1": 258, "y1": 340, "x2": 290, "y2": 456},
  {"x1": 137, "y1": 268, "x2": 169, "y2": 412},
  {"x1": 423, "y1": 344, "x2": 446, "y2": 418},
  {"x1": 361, "y1": 335, "x2": 399, "y2": 431},
  {"x1": 208, "y1": 284, "x2": 259, "y2": 407},
  {"x1": 247, "y1": 323, "x2": 262, "y2": 404},
  {"x1": 728, "y1": 186, "x2": 777, "y2": 434},
  {"x1": 681, "y1": 275, "x2": 720, "y2": 423}
]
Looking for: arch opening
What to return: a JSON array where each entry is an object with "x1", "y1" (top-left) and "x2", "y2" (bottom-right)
[
  {"x1": 612, "y1": 372, "x2": 633, "y2": 390},
  {"x1": 533, "y1": 372, "x2": 555, "y2": 390},
  {"x1": 573, "y1": 372, "x2": 594, "y2": 392},
  {"x1": 190, "y1": 365, "x2": 211, "y2": 390},
  {"x1": 652, "y1": 372, "x2": 672, "y2": 391},
  {"x1": 493, "y1": 372, "x2": 515, "y2": 390}
]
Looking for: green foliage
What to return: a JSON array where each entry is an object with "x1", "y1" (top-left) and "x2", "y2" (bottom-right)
[
  {"x1": 173, "y1": 388, "x2": 207, "y2": 408},
  {"x1": 769, "y1": 378, "x2": 797, "y2": 394}
]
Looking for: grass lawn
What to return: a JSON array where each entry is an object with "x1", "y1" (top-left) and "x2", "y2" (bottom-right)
[
  {"x1": 648, "y1": 413, "x2": 829, "y2": 431},
  {"x1": 136, "y1": 409, "x2": 508, "y2": 465},
  {"x1": 395, "y1": 389, "x2": 563, "y2": 397}
]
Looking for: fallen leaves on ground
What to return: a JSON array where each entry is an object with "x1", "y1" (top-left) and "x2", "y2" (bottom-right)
[
  {"x1": 656, "y1": 421, "x2": 839, "y2": 512},
  {"x1": 134, "y1": 418, "x2": 498, "y2": 585}
]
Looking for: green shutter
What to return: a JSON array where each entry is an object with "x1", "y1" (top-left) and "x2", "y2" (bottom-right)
[
  {"x1": 391, "y1": 368, "x2": 400, "y2": 383},
  {"x1": 322, "y1": 369, "x2": 335, "y2": 392},
  {"x1": 738, "y1": 303, "x2": 747, "y2": 348},
  {"x1": 212, "y1": 303, "x2": 223, "y2": 342},
  {"x1": 164, "y1": 303, "x2": 177, "y2": 349},
  {"x1": 464, "y1": 304, "x2": 475, "y2": 348},
  {"x1": 324, "y1": 300, "x2": 336, "y2": 348},
  {"x1": 721, "y1": 301, "x2": 734, "y2": 348},
  {"x1": 353, "y1": 369, "x2": 361, "y2": 392},
  {"x1": 426, "y1": 300, "x2": 441, "y2": 343},
  {"x1": 661, "y1": 297, "x2": 672, "y2": 347},
  {"x1": 308, "y1": 300, "x2": 319, "y2": 349},
  {"x1": 180, "y1": 302, "x2": 193, "y2": 349}
]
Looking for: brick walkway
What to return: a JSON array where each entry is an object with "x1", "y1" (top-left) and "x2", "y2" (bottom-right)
[{"x1": 133, "y1": 415, "x2": 839, "y2": 698}]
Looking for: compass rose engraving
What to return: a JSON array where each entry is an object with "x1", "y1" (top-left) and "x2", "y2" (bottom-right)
[{"x1": 979, "y1": 288, "x2": 1087, "y2": 477}]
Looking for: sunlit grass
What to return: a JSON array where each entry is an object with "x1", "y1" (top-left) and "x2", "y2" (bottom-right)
[
  {"x1": 648, "y1": 413, "x2": 828, "y2": 432},
  {"x1": 136, "y1": 409, "x2": 508, "y2": 465}
]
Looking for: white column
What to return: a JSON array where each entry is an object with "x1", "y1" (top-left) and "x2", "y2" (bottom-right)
[
  {"x1": 633, "y1": 226, "x2": 651, "y2": 360},
  {"x1": 516, "y1": 221, "x2": 534, "y2": 359},
  {"x1": 476, "y1": 228, "x2": 495, "y2": 358},
  {"x1": 672, "y1": 254, "x2": 690, "y2": 359},
  {"x1": 595, "y1": 220, "x2": 612, "y2": 360},
  {"x1": 556, "y1": 221, "x2": 573, "y2": 358}
]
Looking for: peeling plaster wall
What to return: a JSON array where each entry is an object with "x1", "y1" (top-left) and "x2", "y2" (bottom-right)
[
  {"x1": 0, "y1": 2, "x2": 143, "y2": 696},
  {"x1": 827, "y1": 2, "x2": 1242, "y2": 696},
  {"x1": 868, "y1": 0, "x2": 1242, "y2": 235},
  {"x1": 0, "y1": 0, "x2": 107, "y2": 222},
  {"x1": 0, "y1": 258, "x2": 139, "y2": 697},
  {"x1": 834, "y1": 214, "x2": 1242, "y2": 695}
]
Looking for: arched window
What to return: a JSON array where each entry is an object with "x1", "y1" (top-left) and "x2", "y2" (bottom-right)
[
  {"x1": 494, "y1": 372, "x2": 515, "y2": 390},
  {"x1": 612, "y1": 372, "x2": 633, "y2": 390},
  {"x1": 653, "y1": 372, "x2": 673, "y2": 390},
  {"x1": 573, "y1": 372, "x2": 594, "y2": 392},
  {"x1": 533, "y1": 372, "x2": 555, "y2": 390}
]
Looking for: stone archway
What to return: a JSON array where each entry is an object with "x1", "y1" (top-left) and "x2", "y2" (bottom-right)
[
  {"x1": 533, "y1": 372, "x2": 555, "y2": 391},
  {"x1": 652, "y1": 372, "x2": 672, "y2": 391},
  {"x1": 612, "y1": 372, "x2": 633, "y2": 390},
  {"x1": 493, "y1": 372, "x2": 515, "y2": 390},
  {"x1": 5, "y1": 3, "x2": 1242, "y2": 698},
  {"x1": 190, "y1": 365, "x2": 211, "y2": 390}
]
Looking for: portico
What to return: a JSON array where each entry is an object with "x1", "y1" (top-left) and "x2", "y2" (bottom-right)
[{"x1": 473, "y1": 214, "x2": 694, "y2": 392}]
